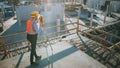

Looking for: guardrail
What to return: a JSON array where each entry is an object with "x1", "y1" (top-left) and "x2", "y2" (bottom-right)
[
  {"x1": 77, "y1": 21, "x2": 120, "y2": 49},
  {"x1": 0, "y1": 21, "x2": 77, "y2": 57},
  {"x1": 0, "y1": 32, "x2": 30, "y2": 57},
  {"x1": 0, "y1": 18, "x2": 119, "y2": 58}
]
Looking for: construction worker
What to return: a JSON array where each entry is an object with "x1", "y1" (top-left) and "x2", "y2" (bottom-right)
[{"x1": 26, "y1": 11, "x2": 41, "y2": 65}]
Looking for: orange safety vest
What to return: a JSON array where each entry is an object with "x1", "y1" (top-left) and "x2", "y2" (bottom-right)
[{"x1": 26, "y1": 20, "x2": 36, "y2": 34}]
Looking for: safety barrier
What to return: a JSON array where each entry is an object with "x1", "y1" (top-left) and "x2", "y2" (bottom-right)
[
  {"x1": 0, "y1": 32, "x2": 30, "y2": 57},
  {"x1": 0, "y1": 21, "x2": 77, "y2": 57},
  {"x1": 77, "y1": 21, "x2": 120, "y2": 68},
  {"x1": 0, "y1": 17, "x2": 119, "y2": 60},
  {"x1": 77, "y1": 21, "x2": 120, "y2": 47}
]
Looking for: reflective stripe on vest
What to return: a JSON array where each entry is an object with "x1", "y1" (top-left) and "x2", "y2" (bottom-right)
[{"x1": 26, "y1": 20, "x2": 36, "y2": 35}]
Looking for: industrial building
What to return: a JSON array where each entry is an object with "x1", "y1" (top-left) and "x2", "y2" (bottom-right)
[{"x1": 0, "y1": 0, "x2": 120, "y2": 68}]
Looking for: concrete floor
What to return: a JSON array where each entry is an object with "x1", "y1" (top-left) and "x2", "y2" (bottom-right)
[
  {"x1": 0, "y1": 17, "x2": 17, "y2": 35},
  {"x1": 0, "y1": 41, "x2": 106, "y2": 68}
]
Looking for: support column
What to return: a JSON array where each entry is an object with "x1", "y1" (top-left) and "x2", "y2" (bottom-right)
[
  {"x1": 103, "y1": 5, "x2": 109, "y2": 24},
  {"x1": 57, "y1": 15, "x2": 60, "y2": 35}
]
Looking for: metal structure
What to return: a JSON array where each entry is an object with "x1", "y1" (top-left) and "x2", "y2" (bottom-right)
[
  {"x1": 0, "y1": 0, "x2": 120, "y2": 68},
  {"x1": 0, "y1": 16, "x2": 120, "y2": 67}
]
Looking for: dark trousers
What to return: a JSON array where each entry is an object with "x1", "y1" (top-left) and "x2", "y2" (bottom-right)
[{"x1": 27, "y1": 34, "x2": 38, "y2": 63}]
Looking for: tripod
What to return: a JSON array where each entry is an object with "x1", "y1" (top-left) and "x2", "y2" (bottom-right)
[{"x1": 42, "y1": 36, "x2": 54, "y2": 68}]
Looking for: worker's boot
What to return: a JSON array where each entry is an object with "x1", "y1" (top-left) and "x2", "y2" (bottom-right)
[
  {"x1": 31, "y1": 62, "x2": 38, "y2": 66},
  {"x1": 36, "y1": 56, "x2": 42, "y2": 62}
]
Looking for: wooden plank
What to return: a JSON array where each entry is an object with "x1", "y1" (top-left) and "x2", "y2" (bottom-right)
[
  {"x1": 109, "y1": 42, "x2": 120, "y2": 50},
  {"x1": 1, "y1": 36, "x2": 7, "y2": 56},
  {"x1": 45, "y1": 28, "x2": 77, "y2": 37},
  {"x1": 4, "y1": 32, "x2": 26, "y2": 38},
  {"x1": 78, "y1": 23, "x2": 120, "y2": 40},
  {"x1": 44, "y1": 22, "x2": 76, "y2": 30},
  {"x1": 78, "y1": 30, "x2": 114, "y2": 45}
]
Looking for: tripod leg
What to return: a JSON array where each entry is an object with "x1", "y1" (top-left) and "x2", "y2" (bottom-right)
[
  {"x1": 45, "y1": 45, "x2": 50, "y2": 68},
  {"x1": 48, "y1": 41, "x2": 53, "y2": 68}
]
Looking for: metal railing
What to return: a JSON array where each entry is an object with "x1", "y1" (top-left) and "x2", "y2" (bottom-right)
[
  {"x1": 77, "y1": 21, "x2": 120, "y2": 47},
  {"x1": 0, "y1": 18, "x2": 119, "y2": 58},
  {"x1": 0, "y1": 21, "x2": 77, "y2": 57},
  {"x1": 0, "y1": 32, "x2": 29, "y2": 57}
]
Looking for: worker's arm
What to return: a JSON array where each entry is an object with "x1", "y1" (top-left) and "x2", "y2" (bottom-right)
[
  {"x1": 40, "y1": 15, "x2": 44, "y2": 27},
  {"x1": 34, "y1": 21, "x2": 40, "y2": 32}
]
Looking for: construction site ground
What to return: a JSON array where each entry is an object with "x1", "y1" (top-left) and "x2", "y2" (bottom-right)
[
  {"x1": 0, "y1": 10, "x2": 120, "y2": 68},
  {"x1": 0, "y1": 35, "x2": 106, "y2": 68}
]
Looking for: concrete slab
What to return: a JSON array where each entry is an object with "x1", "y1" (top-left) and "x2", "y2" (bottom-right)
[{"x1": 0, "y1": 41, "x2": 106, "y2": 68}]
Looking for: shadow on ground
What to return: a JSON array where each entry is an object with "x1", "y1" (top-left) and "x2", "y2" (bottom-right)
[{"x1": 25, "y1": 46, "x2": 79, "y2": 68}]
